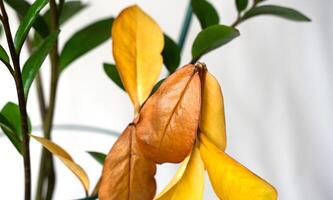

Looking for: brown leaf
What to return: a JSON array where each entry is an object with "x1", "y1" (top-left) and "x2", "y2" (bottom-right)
[
  {"x1": 136, "y1": 64, "x2": 201, "y2": 163},
  {"x1": 99, "y1": 124, "x2": 156, "y2": 200}
]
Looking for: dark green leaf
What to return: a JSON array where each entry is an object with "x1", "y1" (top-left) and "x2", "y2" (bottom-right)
[
  {"x1": 0, "y1": 112, "x2": 22, "y2": 154},
  {"x1": 60, "y1": 17, "x2": 114, "y2": 72},
  {"x1": 192, "y1": 25, "x2": 240, "y2": 61},
  {"x1": 151, "y1": 78, "x2": 166, "y2": 95},
  {"x1": 1, "y1": 102, "x2": 24, "y2": 139},
  {"x1": 162, "y1": 34, "x2": 181, "y2": 73},
  {"x1": 236, "y1": 0, "x2": 248, "y2": 12},
  {"x1": 14, "y1": 0, "x2": 50, "y2": 53},
  {"x1": 5, "y1": 0, "x2": 49, "y2": 37},
  {"x1": 103, "y1": 63, "x2": 125, "y2": 91},
  {"x1": 191, "y1": 0, "x2": 219, "y2": 29},
  {"x1": 87, "y1": 151, "x2": 106, "y2": 165},
  {"x1": 22, "y1": 31, "x2": 60, "y2": 98},
  {"x1": 243, "y1": 5, "x2": 311, "y2": 22},
  {"x1": 0, "y1": 102, "x2": 31, "y2": 154},
  {"x1": 0, "y1": 45, "x2": 10, "y2": 65},
  {"x1": 43, "y1": 1, "x2": 88, "y2": 26},
  {"x1": 32, "y1": 1, "x2": 87, "y2": 49}
]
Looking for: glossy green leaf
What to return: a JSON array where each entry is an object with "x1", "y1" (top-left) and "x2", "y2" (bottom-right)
[
  {"x1": 0, "y1": 102, "x2": 31, "y2": 154},
  {"x1": 0, "y1": 45, "x2": 10, "y2": 66},
  {"x1": 192, "y1": 25, "x2": 240, "y2": 61},
  {"x1": 22, "y1": 31, "x2": 60, "y2": 98},
  {"x1": 43, "y1": 1, "x2": 88, "y2": 26},
  {"x1": 5, "y1": 0, "x2": 49, "y2": 37},
  {"x1": 191, "y1": 0, "x2": 219, "y2": 29},
  {"x1": 0, "y1": 112, "x2": 22, "y2": 154},
  {"x1": 162, "y1": 34, "x2": 180, "y2": 73},
  {"x1": 243, "y1": 5, "x2": 311, "y2": 22},
  {"x1": 1, "y1": 102, "x2": 26, "y2": 138},
  {"x1": 103, "y1": 63, "x2": 125, "y2": 91},
  {"x1": 60, "y1": 17, "x2": 114, "y2": 72},
  {"x1": 14, "y1": 0, "x2": 49, "y2": 53},
  {"x1": 87, "y1": 151, "x2": 106, "y2": 165},
  {"x1": 236, "y1": 0, "x2": 248, "y2": 12}
]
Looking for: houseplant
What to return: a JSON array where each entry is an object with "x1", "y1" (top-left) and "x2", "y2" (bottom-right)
[{"x1": 0, "y1": 0, "x2": 310, "y2": 199}]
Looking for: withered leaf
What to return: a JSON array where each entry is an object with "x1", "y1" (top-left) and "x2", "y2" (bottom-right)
[
  {"x1": 136, "y1": 64, "x2": 201, "y2": 163},
  {"x1": 99, "y1": 124, "x2": 156, "y2": 200}
]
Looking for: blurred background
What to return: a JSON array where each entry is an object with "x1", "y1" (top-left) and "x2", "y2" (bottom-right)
[{"x1": 0, "y1": 0, "x2": 332, "y2": 199}]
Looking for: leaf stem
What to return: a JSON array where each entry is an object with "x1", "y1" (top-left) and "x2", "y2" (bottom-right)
[
  {"x1": 0, "y1": 1, "x2": 31, "y2": 199},
  {"x1": 231, "y1": 1, "x2": 260, "y2": 27},
  {"x1": 178, "y1": 2, "x2": 193, "y2": 52}
]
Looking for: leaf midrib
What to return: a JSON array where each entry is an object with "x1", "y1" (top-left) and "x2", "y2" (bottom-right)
[{"x1": 158, "y1": 70, "x2": 197, "y2": 150}]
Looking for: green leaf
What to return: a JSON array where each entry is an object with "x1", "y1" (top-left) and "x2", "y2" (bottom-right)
[
  {"x1": 243, "y1": 5, "x2": 311, "y2": 22},
  {"x1": 14, "y1": 0, "x2": 50, "y2": 53},
  {"x1": 192, "y1": 25, "x2": 240, "y2": 61},
  {"x1": 60, "y1": 17, "x2": 114, "y2": 72},
  {"x1": 0, "y1": 112, "x2": 22, "y2": 154},
  {"x1": 22, "y1": 31, "x2": 60, "y2": 98},
  {"x1": 0, "y1": 45, "x2": 10, "y2": 65},
  {"x1": 32, "y1": 1, "x2": 87, "y2": 49},
  {"x1": 5, "y1": 0, "x2": 49, "y2": 37},
  {"x1": 151, "y1": 78, "x2": 165, "y2": 95},
  {"x1": 43, "y1": 1, "x2": 88, "y2": 26},
  {"x1": 191, "y1": 0, "x2": 219, "y2": 29},
  {"x1": 87, "y1": 151, "x2": 106, "y2": 165},
  {"x1": 236, "y1": 0, "x2": 248, "y2": 12},
  {"x1": 1, "y1": 102, "x2": 24, "y2": 139},
  {"x1": 162, "y1": 34, "x2": 181, "y2": 73},
  {"x1": 0, "y1": 102, "x2": 31, "y2": 154},
  {"x1": 103, "y1": 63, "x2": 125, "y2": 91}
]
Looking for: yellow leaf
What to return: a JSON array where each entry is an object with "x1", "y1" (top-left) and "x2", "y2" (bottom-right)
[
  {"x1": 199, "y1": 134, "x2": 277, "y2": 200},
  {"x1": 155, "y1": 156, "x2": 190, "y2": 198},
  {"x1": 155, "y1": 146, "x2": 205, "y2": 200},
  {"x1": 200, "y1": 70, "x2": 227, "y2": 151},
  {"x1": 112, "y1": 5, "x2": 164, "y2": 111},
  {"x1": 31, "y1": 135, "x2": 90, "y2": 194}
]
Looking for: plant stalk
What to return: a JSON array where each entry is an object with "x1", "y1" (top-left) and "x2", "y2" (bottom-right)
[
  {"x1": 35, "y1": 0, "x2": 60, "y2": 199},
  {"x1": 0, "y1": 1, "x2": 31, "y2": 199},
  {"x1": 178, "y1": 2, "x2": 193, "y2": 52}
]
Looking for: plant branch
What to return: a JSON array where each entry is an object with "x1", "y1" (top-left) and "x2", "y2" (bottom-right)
[
  {"x1": 178, "y1": 2, "x2": 193, "y2": 52},
  {"x1": 36, "y1": 0, "x2": 60, "y2": 199},
  {"x1": 0, "y1": 1, "x2": 31, "y2": 199},
  {"x1": 58, "y1": 0, "x2": 65, "y2": 17}
]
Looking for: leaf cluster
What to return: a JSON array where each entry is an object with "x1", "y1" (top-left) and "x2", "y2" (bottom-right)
[{"x1": 0, "y1": 0, "x2": 311, "y2": 199}]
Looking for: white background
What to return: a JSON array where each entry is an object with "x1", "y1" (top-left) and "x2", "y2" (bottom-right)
[{"x1": 0, "y1": 0, "x2": 332, "y2": 199}]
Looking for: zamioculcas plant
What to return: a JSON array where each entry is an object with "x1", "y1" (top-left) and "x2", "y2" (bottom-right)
[
  {"x1": 97, "y1": 2, "x2": 310, "y2": 200},
  {"x1": 0, "y1": 0, "x2": 310, "y2": 199}
]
